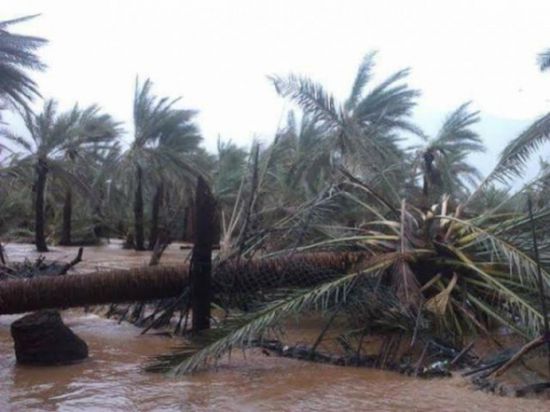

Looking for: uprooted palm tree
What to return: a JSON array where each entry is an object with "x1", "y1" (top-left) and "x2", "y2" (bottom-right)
[
  {"x1": 0, "y1": 14, "x2": 47, "y2": 109},
  {"x1": 145, "y1": 166, "x2": 550, "y2": 375},
  {"x1": 119, "y1": 78, "x2": 202, "y2": 250},
  {"x1": 3, "y1": 100, "x2": 120, "y2": 251}
]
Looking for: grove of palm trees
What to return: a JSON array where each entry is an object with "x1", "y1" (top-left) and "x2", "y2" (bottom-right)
[{"x1": 2, "y1": 7, "x2": 550, "y2": 410}]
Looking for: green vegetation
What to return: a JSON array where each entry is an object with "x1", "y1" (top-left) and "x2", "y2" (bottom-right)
[{"x1": 2, "y1": 15, "x2": 550, "y2": 377}]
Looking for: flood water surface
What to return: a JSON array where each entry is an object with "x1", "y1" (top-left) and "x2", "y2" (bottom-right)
[{"x1": 1, "y1": 243, "x2": 549, "y2": 411}]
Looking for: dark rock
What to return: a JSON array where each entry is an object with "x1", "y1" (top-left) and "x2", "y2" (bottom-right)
[{"x1": 11, "y1": 310, "x2": 88, "y2": 365}]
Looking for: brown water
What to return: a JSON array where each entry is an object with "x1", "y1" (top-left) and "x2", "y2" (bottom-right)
[{"x1": 1, "y1": 243, "x2": 549, "y2": 411}]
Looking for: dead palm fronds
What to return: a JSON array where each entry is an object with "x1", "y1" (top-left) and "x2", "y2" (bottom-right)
[{"x1": 150, "y1": 184, "x2": 550, "y2": 375}]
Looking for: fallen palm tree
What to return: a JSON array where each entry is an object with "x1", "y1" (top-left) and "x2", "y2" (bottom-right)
[
  {"x1": 0, "y1": 252, "x2": 366, "y2": 315},
  {"x1": 147, "y1": 193, "x2": 550, "y2": 376}
]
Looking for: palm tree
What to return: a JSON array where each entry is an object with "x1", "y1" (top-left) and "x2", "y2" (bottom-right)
[
  {"x1": 271, "y1": 111, "x2": 331, "y2": 199},
  {"x1": 4, "y1": 100, "x2": 119, "y2": 251},
  {"x1": 120, "y1": 78, "x2": 202, "y2": 250},
  {"x1": 270, "y1": 52, "x2": 420, "y2": 194},
  {"x1": 147, "y1": 190, "x2": 550, "y2": 375},
  {"x1": 411, "y1": 103, "x2": 485, "y2": 204},
  {"x1": 59, "y1": 139, "x2": 122, "y2": 245},
  {"x1": 0, "y1": 14, "x2": 47, "y2": 109}
]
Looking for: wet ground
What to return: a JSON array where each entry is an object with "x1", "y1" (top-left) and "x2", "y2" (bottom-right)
[{"x1": 1, "y1": 242, "x2": 549, "y2": 411}]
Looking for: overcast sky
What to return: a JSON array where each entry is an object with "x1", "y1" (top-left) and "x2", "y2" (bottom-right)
[{"x1": 4, "y1": 0, "x2": 550, "y2": 176}]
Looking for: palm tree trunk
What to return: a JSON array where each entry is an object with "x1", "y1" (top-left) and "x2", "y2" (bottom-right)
[
  {"x1": 0, "y1": 266, "x2": 185, "y2": 315},
  {"x1": 0, "y1": 252, "x2": 364, "y2": 315},
  {"x1": 34, "y1": 159, "x2": 49, "y2": 252},
  {"x1": 59, "y1": 188, "x2": 72, "y2": 246},
  {"x1": 190, "y1": 177, "x2": 217, "y2": 331},
  {"x1": 134, "y1": 164, "x2": 145, "y2": 251},
  {"x1": 148, "y1": 182, "x2": 164, "y2": 250},
  {"x1": 183, "y1": 201, "x2": 195, "y2": 243}
]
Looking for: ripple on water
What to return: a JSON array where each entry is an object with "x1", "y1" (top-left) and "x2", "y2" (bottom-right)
[{"x1": 0, "y1": 304, "x2": 549, "y2": 410}]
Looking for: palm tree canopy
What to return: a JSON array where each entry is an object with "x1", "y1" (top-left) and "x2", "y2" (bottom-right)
[
  {"x1": 414, "y1": 102, "x2": 485, "y2": 199},
  {"x1": 270, "y1": 52, "x2": 420, "y2": 192},
  {"x1": 2, "y1": 99, "x2": 120, "y2": 193},
  {"x1": 6, "y1": 99, "x2": 119, "y2": 159},
  {"x1": 0, "y1": 14, "x2": 47, "y2": 109},
  {"x1": 125, "y1": 78, "x2": 203, "y2": 180}
]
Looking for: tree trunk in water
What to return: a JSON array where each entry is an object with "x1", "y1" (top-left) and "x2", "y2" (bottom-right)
[
  {"x1": 134, "y1": 165, "x2": 145, "y2": 251},
  {"x1": 59, "y1": 188, "x2": 72, "y2": 246},
  {"x1": 0, "y1": 251, "x2": 362, "y2": 315},
  {"x1": 34, "y1": 160, "x2": 49, "y2": 252},
  {"x1": 148, "y1": 182, "x2": 164, "y2": 250},
  {"x1": 190, "y1": 177, "x2": 218, "y2": 332}
]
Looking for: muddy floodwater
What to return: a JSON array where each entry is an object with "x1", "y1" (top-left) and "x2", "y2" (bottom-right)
[{"x1": 1, "y1": 243, "x2": 549, "y2": 411}]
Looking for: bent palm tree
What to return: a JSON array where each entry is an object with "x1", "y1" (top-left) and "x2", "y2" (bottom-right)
[
  {"x1": 271, "y1": 52, "x2": 420, "y2": 195},
  {"x1": 120, "y1": 78, "x2": 202, "y2": 250},
  {"x1": 4, "y1": 100, "x2": 119, "y2": 251}
]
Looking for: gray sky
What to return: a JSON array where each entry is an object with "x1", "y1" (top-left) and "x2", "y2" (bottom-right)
[{"x1": 4, "y1": 0, "x2": 550, "y2": 176}]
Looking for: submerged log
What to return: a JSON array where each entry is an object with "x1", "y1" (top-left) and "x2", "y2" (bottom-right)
[
  {"x1": 0, "y1": 252, "x2": 366, "y2": 315},
  {"x1": 11, "y1": 310, "x2": 88, "y2": 365}
]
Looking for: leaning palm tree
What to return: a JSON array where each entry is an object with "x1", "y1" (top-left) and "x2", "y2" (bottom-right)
[
  {"x1": 119, "y1": 78, "x2": 202, "y2": 250},
  {"x1": 0, "y1": 14, "x2": 47, "y2": 109},
  {"x1": 3, "y1": 100, "x2": 119, "y2": 251},
  {"x1": 270, "y1": 52, "x2": 420, "y2": 197}
]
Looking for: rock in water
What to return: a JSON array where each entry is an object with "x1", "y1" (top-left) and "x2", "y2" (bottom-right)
[{"x1": 10, "y1": 310, "x2": 88, "y2": 365}]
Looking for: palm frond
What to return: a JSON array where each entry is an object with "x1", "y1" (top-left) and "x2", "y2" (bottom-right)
[
  {"x1": 345, "y1": 51, "x2": 377, "y2": 111},
  {"x1": 150, "y1": 258, "x2": 394, "y2": 375},
  {"x1": 270, "y1": 74, "x2": 344, "y2": 130}
]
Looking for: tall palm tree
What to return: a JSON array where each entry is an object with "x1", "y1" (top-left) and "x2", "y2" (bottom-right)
[
  {"x1": 270, "y1": 52, "x2": 420, "y2": 194},
  {"x1": 411, "y1": 102, "x2": 485, "y2": 203},
  {"x1": 4, "y1": 100, "x2": 119, "y2": 251},
  {"x1": 120, "y1": 78, "x2": 201, "y2": 250},
  {"x1": 0, "y1": 14, "x2": 47, "y2": 109}
]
